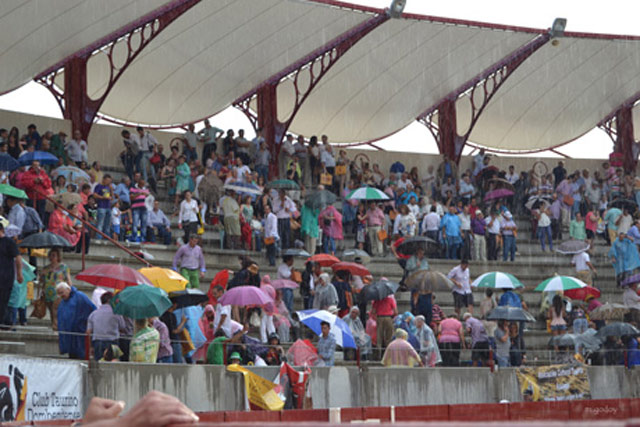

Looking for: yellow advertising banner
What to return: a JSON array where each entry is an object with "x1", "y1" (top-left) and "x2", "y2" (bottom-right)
[
  {"x1": 515, "y1": 363, "x2": 591, "y2": 402},
  {"x1": 227, "y1": 364, "x2": 284, "y2": 411}
]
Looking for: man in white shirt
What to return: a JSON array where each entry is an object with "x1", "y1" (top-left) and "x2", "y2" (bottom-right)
[
  {"x1": 458, "y1": 205, "x2": 472, "y2": 260},
  {"x1": 448, "y1": 259, "x2": 473, "y2": 315},
  {"x1": 485, "y1": 211, "x2": 501, "y2": 261},
  {"x1": 182, "y1": 124, "x2": 198, "y2": 162},
  {"x1": 273, "y1": 190, "x2": 295, "y2": 249},
  {"x1": 65, "y1": 130, "x2": 88, "y2": 165},
  {"x1": 459, "y1": 175, "x2": 475, "y2": 204},
  {"x1": 264, "y1": 204, "x2": 279, "y2": 266},
  {"x1": 279, "y1": 134, "x2": 296, "y2": 178},
  {"x1": 234, "y1": 157, "x2": 252, "y2": 184},
  {"x1": 571, "y1": 251, "x2": 597, "y2": 286},
  {"x1": 277, "y1": 255, "x2": 296, "y2": 314},
  {"x1": 211, "y1": 285, "x2": 232, "y2": 337},
  {"x1": 505, "y1": 165, "x2": 518, "y2": 185},
  {"x1": 136, "y1": 126, "x2": 159, "y2": 184},
  {"x1": 422, "y1": 206, "x2": 440, "y2": 243},
  {"x1": 320, "y1": 140, "x2": 336, "y2": 189}
]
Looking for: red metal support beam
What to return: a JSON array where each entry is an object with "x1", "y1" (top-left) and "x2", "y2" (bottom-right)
[
  {"x1": 417, "y1": 32, "x2": 551, "y2": 163},
  {"x1": 600, "y1": 106, "x2": 637, "y2": 173},
  {"x1": 233, "y1": 12, "x2": 389, "y2": 178},
  {"x1": 35, "y1": 0, "x2": 201, "y2": 140}
]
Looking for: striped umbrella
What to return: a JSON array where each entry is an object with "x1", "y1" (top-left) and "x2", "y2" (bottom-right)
[
  {"x1": 534, "y1": 276, "x2": 587, "y2": 292},
  {"x1": 471, "y1": 272, "x2": 524, "y2": 289},
  {"x1": 346, "y1": 186, "x2": 389, "y2": 201}
]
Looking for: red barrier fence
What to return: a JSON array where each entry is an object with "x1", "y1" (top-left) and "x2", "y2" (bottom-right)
[{"x1": 4, "y1": 398, "x2": 640, "y2": 425}]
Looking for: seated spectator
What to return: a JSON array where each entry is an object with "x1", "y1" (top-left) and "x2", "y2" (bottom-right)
[{"x1": 147, "y1": 200, "x2": 172, "y2": 245}]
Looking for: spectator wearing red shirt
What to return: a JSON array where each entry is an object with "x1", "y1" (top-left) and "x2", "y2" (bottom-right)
[
  {"x1": 21, "y1": 160, "x2": 52, "y2": 220},
  {"x1": 371, "y1": 295, "x2": 397, "y2": 358}
]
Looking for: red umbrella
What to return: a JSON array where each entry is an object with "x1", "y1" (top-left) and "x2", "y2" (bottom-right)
[
  {"x1": 308, "y1": 253, "x2": 340, "y2": 267},
  {"x1": 76, "y1": 264, "x2": 153, "y2": 290},
  {"x1": 331, "y1": 262, "x2": 371, "y2": 277},
  {"x1": 207, "y1": 269, "x2": 230, "y2": 305},
  {"x1": 564, "y1": 286, "x2": 601, "y2": 301}
]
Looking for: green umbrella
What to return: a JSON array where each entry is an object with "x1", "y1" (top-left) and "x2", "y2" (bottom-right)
[
  {"x1": 111, "y1": 284, "x2": 171, "y2": 319},
  {"x1": 346, "y1": 186, "x2": 389, "y2": 201},
  {"x1": 0, "y1": 183, "x2": 27, "y2": 199},
  {"x1": 471, "y1": 272, "x2": 524, "y2": 289},
  {"x1": 267, "y1": 179, "x2": 300, "y2": 190},
  {"x1": 534, "y1": 276, "x2": 586, "y2": 292}
]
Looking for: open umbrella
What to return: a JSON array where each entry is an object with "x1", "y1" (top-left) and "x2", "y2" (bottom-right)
[
  {"x1": 111, "y1": 284, "x2": 171, "y2": 319},
  {"x1": 0, "y1": 183, "x2": 27, "y2": 199},
  {"x1": 296, "y1": 309, "x2": 356, "y2": 348},
  {"x1": 331, "y1": 262, "x2": 371, "y2": 277},
  {"x1": 218, "y1": 286, "x2": 273, "y2": 307},
  {"x1": 534, "y1": 276, "x2": 586, "y2": 292},
  {"x1": 405, "y1": 270, "x2": 453, "y2": 293},
  {"x1": 484, "y1": 188, "x2": 514, "y2": 202},
  {"x1": 555, "y1": 240, "x2": 590, "y2": 255},
  {"x1": 18, "y1": 151, "x2": 59, "y2": 166},
  {"x1": 307, "y1": 253, "x2": 340, "y2": 267},
  {"x1": 564, "y1": 285, "x2": 601, "y2": 301},
  {"x1": 548, "y1": 331, "x2": 602, "y2": 352},
  {"x1": 77, "y1": 264, "x2": 153, "y2": 290},
  {"x1": 19, "y1": 231, "x2": 71, "y2": 248},
  {"x1": 271, "y1": 279, "x2": 299, "y2": 289},
  {"x1": 471, "y1": 272, "x2": 524, "y2": 289},
  {"x1": 223, "y1": 182, "x2": 262, "y2": 196},
  {"x1": 304, "y1": 189, "x2": 337, "y2": 210},
  {"x1": 525, "y1": 196, "x2": 550, "y2": 211},
  {"x1": 0, "y1": 154, "x2": 19, "y2": 172},
  {"x1": 346, "y1": 186, "x2": 389, "y2": 201},
  {"x1": 341, "y1": 249, "x2": 371, "y2": 264},
  {"x1": 51, "y1": 191, "x2": 83, "y2": 208},
  {"x1": 396, "y1": 236, "x2": 438, "y2": 256},
  {"x1": 589, "y1": 303, "x2": 629, "y2": 321},
  {"x1": 595, "y1": 322, "x2": 640, "y2": 340},
  {"x1": 282, "y1": 248, "x2": 311, "y2": 258},
  {"x1": 52, "y1": 166, "x2": 91, "y2": 184},
  {"x1": 169, "y1": 289, "x2": 209, "y2": 308},
  {"x1": 268, "y1": 179, "x2": 300, "y2": 190},
  {"x1": 139, "y1": 267, "x2": 188, "y2": 293},
  {"x1": 609, "y1": 198, "x2": 637, "y2": 213},
  {"x1": 362, "y1": 279, "x2": 400, "y2": 302},
  {"x1": 486, "y1": 306, "x2": 536, "y2": 322},
  {"x1": 488, "y1": 178, "x2": 515, "y2": 191}
]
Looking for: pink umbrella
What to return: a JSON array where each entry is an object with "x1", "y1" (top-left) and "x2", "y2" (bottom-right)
[
  {"x1": 218, "y1": 285, "x2": 273, "y2": 307},
  {"x1": 271, "y1": 279, "x2": 299, "y2": 289},
  {"x1": 484, "y1": 188, "x2": 515, "y2": 202}
]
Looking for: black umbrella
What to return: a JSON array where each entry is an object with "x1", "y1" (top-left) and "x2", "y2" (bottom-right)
[
  {"x1": 548, "y1": 331, "x2": 602, "y2": 352},
  {"x1": 169, "y1": 289, "x2": 209, "y2": 309},
  {"x1": 304, "y1": 189, "x2": 337, "y2": 210},
  {"x1": 341, "y1": 249, "x2": 371, "y2": 264},
  {"x1": 282, "y1": 248, "x2": 311, "y2": 258},
  {"x1": 609, "y1": 198, "x2": 637, "y2": 213},
  {"x1": 396, "y1": 236, "x2": 438, "y2": 255},
  {"x1": 486, "y1": 306, "x2": 536, "y2": 322},
  {"x1": 362, "y1": 280, "x2": 400, "y2": 302},
  {"x1": 20, "y1": 231, "x2": 71, "y2": 248},
  {"x1": 595, "y1": 322, "x2": 640, "y2": 340}
]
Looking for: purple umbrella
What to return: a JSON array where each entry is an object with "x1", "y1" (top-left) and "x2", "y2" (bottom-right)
[
  {"x1": 271, "y1": 279, "x2": 299, "y2": 289},
  {"x1": 484, "y1": 188, "x2": 515, "y2": 202},
  {"x1": 218, "y1": 285, "x2": 273, "y2": 306}
]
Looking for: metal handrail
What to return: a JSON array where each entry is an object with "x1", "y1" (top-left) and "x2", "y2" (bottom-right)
[{"x1": 35, "y1": 188, "x2": 152, "y2": 269}]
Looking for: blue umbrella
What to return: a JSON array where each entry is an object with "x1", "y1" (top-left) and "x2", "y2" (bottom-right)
[
  {"x1": 223, "y1": 182, "x2": 262, "y2": 200},
  {"x1": 296, "y1": 309, "x2": 356, "y2": 348},
  {"x1": 0, "y1": 154, "x2": 19, "y2": 171},
  {"x1": 18, "y1": 151, "x2": 59, "y2": 166},
  {"x1": 52, "y1": 166, "x2": 91, "y2": 184}
]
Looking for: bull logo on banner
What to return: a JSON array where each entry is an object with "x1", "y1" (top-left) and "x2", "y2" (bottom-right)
[{"x1": 0, "y1": 364, "x2": 27, "y2": 421}]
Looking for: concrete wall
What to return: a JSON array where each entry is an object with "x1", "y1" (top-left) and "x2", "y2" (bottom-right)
[
  {"x1": 0, "y1": 109, "x2": 608, "y2": 176},
  {"x1": 85, "y1": 363, "x2": 638, "y2": 412}
]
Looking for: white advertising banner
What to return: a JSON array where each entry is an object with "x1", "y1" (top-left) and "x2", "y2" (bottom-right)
[{"x1": 0, "y1": 356, "x2": 84, "y2": 422}]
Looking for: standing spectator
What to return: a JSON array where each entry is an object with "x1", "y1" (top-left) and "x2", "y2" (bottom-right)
[
  {"x1": 585, "y1": 207, "x2": 598, "y2": 245},
  {"x1": 222, "y1": 190, "x2": 241, "y2": 249},
  {"x1": 254, "y1": 142, "x2": 271, "y2": 183},
  {"x1": 160, "y1": 303, "x2": 187, "y2": 363},
  {"x1": 371, "y1": 294, "x2": 397, "y2": 358},
  {"x1": 6, "y1": 196, "x2": 25, "y2": 236},
  {"x1": 178, "y1": 190, "x2": 199, "y2": 242},
  {"x1": 549, "y1": 193, "x2": 563, "y2": 240},
  {"x1": 56, "y1": 282, "x2": 96, "y2": 359},
  {"x1": 86, "y1": 292, "x2": 126, "y2": 361},
  {"x1": 422, "y1": 206, "x2": 440, "y2": 243},
  {"x1": 552, "y1": 161, "x2": 567, "y2": 189},
  {"x1": 316, "y1": 321, "x2": 336, "y2": 367},
  {"x1": 536, "y1": 206, "x2": 553, "y2": 252},
  {"x1": 448, "y1": 259, "x2": 473, "y2": 316},
  {"x1": 172, "y1": 235, "x2": 206, "y2": 289},
  {"x1": 21, "y1": 160, "x2": 52, "y2": 220},
  {"x1": 312, "y1": 272, "x2": 338, "y2": 310},
  {"x1": 65, "y1": 130, "x2": 87, "y2": 165},
  {"x1": 130, "y1": 318, "x2": 160, "y2": 363},
  {"x1": 458, "y1": 174, "x2": 475, "y2": 205},
  {"x1": 199, "y1": 119, "x2": 223, "y2": 161},
  {"x1": 500, "y1": 211, "x2": 517, "y2": 262},
  {"x1": 441, "y1": 205, "x2": 462, "y2": 260},
  {"x1": 471, "y1": 210, "x2": 486, "y2": 261},
  {"x1": 120, "y1": 130, "x2": 138, "y2": 179},
  {"x1": 604, "y1": 207, "x2": 623, "y2": 245},
  {"x1": 263, "y1": 203, "x2": 279, "y2": 266},
  {"x1": 50, "y1": 130, "x2": 68, "y2": 164},
  {"x1": 277, "y1": 255, "x2": 296, "y2": 314},
  {"x1": 494, "y1": 320, "x2": 511, "y2": 367},
  {"x1": 569, "y1": 211, "x2": 587, "y2": 241},
  {"x1": 0, "y1": 222, "x2": 21, "y2": 327},
  {"x1": 114, "y1": 176, "x2": 131, "y2": 209},
  {"x1": 572, "y1": 250, "x2": 597, "y2": 286},
  {"x1": 548, "y1": 295, "x2": 567, "y2": 336},
  {"x1": 459, "y1": 205, "x2": 472, "y2": 260},
  {"x1": 366, "y1": 202, "x2": 385, "y2": 257},
  {"x1": 437, "y1": 313, "x2": 465, "y2": 367},
  {"x1": 463, "y1": 312, "x2": 490, "y2": 367},
  {"x1": 152, "y1": 316, "x2": 174, "y2": 363},
  {"x1": 273, "y1": 190, "x2": 294, "y2": 250},
  {"x1": 319, "y1": 204, "x2": 343, "y2": 255},
  {"x1": 147, "y1": 200, "x2": 172, "y2": 245},
  {"x1": 182, "y1": 124, "x2": 198, "y2": 162},
  {"x1": 211, "y1": 285, "x2": 232, "y2": 337},
  {"x1": 320, "y1": 141, "x2": 336, "y2": 192},
  {"x1": 135, "y1": 127, "x2": 159, "y2": 184},
  {"x1": 485, "y1": 210, "x2": 500, "y2": 260},
  {"x1": 301, "y1": 201, "x2": 320, "y2": 256},
  {"x1": 93, "y1": 174, "x2": 113, "y2": 238},
  {"x1": 129, "y1": 178, "x2": 150, "y2": 242}
]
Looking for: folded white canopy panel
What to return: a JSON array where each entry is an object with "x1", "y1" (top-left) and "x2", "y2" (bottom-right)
[{"x1": 0, "y1": 0, "x2": 168, "y2": 95}]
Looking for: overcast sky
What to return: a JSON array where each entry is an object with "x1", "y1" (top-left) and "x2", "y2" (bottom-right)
[{"x1": 1, "y1": 0, "x2": 637, "y2": 159}]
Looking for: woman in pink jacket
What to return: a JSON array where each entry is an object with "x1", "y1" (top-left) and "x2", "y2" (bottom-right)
[{"x1": 319, "y1": 205, "x2": 343, "y2": 255}]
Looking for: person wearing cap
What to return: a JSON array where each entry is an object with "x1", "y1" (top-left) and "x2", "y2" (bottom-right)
[
  {"x1": 500, "y1": 211, "x2": 517, "y2": 262},
  {"x1": 0, "y1": 219, "x2": 22, "y2": 327},
  {"x1": 228, "y1": 352, "x2": 242, "y2": 365},
  {"x1": 316, "y1": 321, "x2": 336, "y2": 367}
]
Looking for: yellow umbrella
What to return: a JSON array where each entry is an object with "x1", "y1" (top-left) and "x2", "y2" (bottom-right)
[{"x1": 139, "y1": 267, "x2": 188, "y2": 293}]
